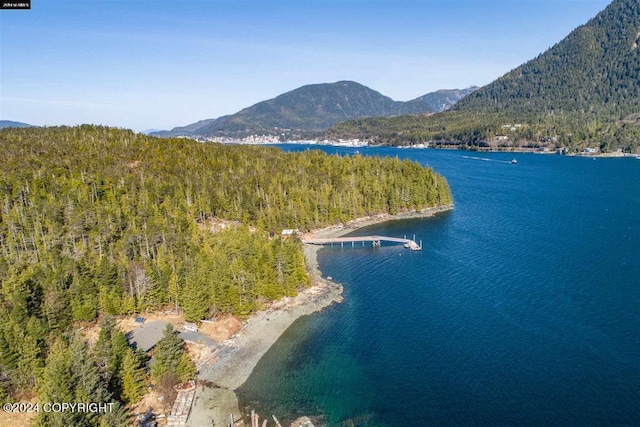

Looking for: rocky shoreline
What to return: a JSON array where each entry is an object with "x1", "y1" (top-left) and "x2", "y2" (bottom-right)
[{"x1": 186, "y1": 205, "x2": 452, "y2": 426}]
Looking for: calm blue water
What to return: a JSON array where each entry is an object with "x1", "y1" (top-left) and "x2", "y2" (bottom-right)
[{"x1": 237, "y1": 147, "x2": 640, "y2": 426}]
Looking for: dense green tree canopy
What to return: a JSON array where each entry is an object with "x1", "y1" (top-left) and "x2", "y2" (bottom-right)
[{"x1": 0, "y1": 125, "x2": 451, "y2": 418}]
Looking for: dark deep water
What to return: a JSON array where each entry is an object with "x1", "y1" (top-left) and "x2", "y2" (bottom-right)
[{"x1": 237, "y1": 147, "x2": 640, "y2": 426}]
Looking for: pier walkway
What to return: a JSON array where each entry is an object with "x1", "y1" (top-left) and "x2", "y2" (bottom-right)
[{"x1": 302, "y1": 235, "x2": 422, "y2": 251}]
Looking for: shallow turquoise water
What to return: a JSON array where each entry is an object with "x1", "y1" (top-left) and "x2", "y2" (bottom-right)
[{"x1": 237, "y1": 147, "x2": 640, "y2": 426}]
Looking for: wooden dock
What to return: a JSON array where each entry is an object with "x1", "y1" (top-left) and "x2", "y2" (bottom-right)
[{"x1": 302, "y1": 235, "x2": 422, "y2": 251}]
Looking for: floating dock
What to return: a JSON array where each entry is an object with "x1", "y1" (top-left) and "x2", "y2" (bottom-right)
[{"x1": 302, "y1": 235, "x2": 422, "y2": 251}]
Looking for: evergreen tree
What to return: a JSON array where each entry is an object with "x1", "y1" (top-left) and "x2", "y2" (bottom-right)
[
  {"x1": 94, "y1": 316, "x2": 117, "y2": 376},
  {"x1": 118, "y1": 347, "x2": 147, "y2": 405},
  {"x1": 68, "y1": 336, "x2": 112, "y2": 425},
  {"x1": 36, "y1": 338, "x2": 78, "y2": 427},
  {"x1": 14, "y1": 332, "x2": 43, "y2": 393},
  {"x1": 0, "y1": 125, "x2": 453, "y2": 406},
  {"x1": 175, "y1": 352, "x2": 197, "y2": 382},
  {"x1": 151, "y1": 324, "x2": 186, "y2": 382},
  {"x1": 98, "y1": 401, "x2": 128, "y2": 427},
  {"x1": 36, "y1": 336, "x2": 117, "y2": 427},
  {"x1": 93, "y1": 315, "x2": 130, "y2": 396}
]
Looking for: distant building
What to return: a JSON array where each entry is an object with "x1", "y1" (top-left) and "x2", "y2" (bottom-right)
[
  {"x1": 501, "y1": 123, "x2": 522, "y2": 132},
  {"x1": 281, "y1": 229, "x2": 299, "y2": 238}
]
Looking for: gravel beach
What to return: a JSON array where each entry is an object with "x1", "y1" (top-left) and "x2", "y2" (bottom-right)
[
  {"x1": 186, "y1": 205, "x2": 452, "y2": 426},
  {"x1": 187, "y1": 244, "x2": 343, "y2": 427}
]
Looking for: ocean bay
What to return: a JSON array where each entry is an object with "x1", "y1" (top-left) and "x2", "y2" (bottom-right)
[{"x1": 237, "y1": 146, "x2": 639, "y2": 426}]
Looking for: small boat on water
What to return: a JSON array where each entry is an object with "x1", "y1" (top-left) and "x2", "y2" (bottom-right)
[{"x1": 511, "y1": 159, "x2": 518, "y2": 164}]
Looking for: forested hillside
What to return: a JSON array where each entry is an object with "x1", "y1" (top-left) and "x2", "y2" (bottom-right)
[
  {"x1": 455, "y1": 0, "x2": 639, "y2": 118},
  {"x1": 329, "y1": 0, "x2": 640, "y2": 152},
  {"x1": 0, "y1": 125, "x2": 451, "y2": 420},
  {"x1": 153, "y1": 82, "x2": 476, "y2": 140},
  {"x1": 410, "y1": 87, "x2": 478, "y2": 113}
]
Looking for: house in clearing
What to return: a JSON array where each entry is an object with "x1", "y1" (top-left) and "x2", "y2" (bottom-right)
[
  {"x1": 281, "y1": 229, "x2": 298, "y2": 239},
  {"x1": 126, "y1": 319, "x2": 170, "y2": 356}
]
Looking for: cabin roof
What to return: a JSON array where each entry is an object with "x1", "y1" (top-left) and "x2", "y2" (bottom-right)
[{"x1": 126, "y1": 319, "x2": 169, "y2": 352}]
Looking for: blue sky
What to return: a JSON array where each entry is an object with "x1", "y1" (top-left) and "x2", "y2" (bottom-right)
[{"x1": 1, "y1": 0, "x2": 612, "y2": 132}]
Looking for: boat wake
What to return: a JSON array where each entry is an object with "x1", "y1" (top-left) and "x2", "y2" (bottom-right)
[{"x1": 462, "y1": 155, "x2": 514, "y2": 164}]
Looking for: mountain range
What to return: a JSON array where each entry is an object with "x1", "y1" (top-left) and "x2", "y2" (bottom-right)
[
  {"x1": 0, "y1": 120, "x2": 33, "y2": 129},
  {"x1": 329, "y1": 0, "x2": 640, "y2": 152},
  {"x1": 151, "y1": 82, "x2": 476, "y2": 138},
  {"x1": 452, "y1": 0, "x2": 639, "y2": 119}
]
